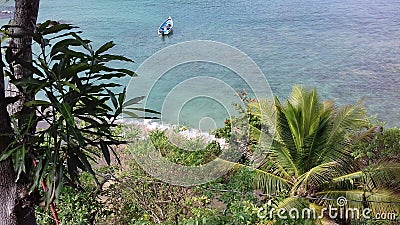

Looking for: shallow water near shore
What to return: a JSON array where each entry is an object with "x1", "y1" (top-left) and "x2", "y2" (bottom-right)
[{"x1": 5, "y1": 0, "x2": 400, "y2": 128}]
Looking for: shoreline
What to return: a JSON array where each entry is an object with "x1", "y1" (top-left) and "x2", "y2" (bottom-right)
[{"x1": 119, "y1": 119, "x2": 229, "y2": 149}]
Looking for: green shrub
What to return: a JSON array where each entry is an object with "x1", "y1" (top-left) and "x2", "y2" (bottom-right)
[
  {"x1": 36, "y1": 186, "x2": 106, "y2": 225},
  {"x1": 352, "y1": 127, "x2": 400, "y2": 162},
  {"x1": 149, "y1": 129, "x2": 221, "y2": 166}
]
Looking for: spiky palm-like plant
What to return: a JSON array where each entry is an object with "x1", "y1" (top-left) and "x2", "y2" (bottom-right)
[{"x1": 254, "y1": 86, "x2": 400, "y2": 221}]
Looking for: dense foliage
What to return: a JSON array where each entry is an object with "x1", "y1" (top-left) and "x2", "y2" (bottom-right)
[
  {"x1": 0, "y1": 21, "x2": 157, "y2": 221},
  {"x1": 34, "y1": 86, "x2": 400, "y2": 225}
]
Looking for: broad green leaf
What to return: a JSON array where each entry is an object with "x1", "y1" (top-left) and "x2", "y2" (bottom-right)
[
  {"x1": 60, "y1": 48, "x2": 88, "y2": 59},
  {"x1": 106, "y1": 89, "x2": 118, "y2": 109},
  {"x1": 109, "y1": 146, "x2": 121, "y2": 165},
  {"x1": 112, "y1": 68, "x2": 137, "y2": 77},
  {"x1": 75, "y1": 151, "x2": 99, "y2": 185},
  {"x1": 100, "y1": 141, "x2": 111, "y2": 165},
  {"x1": 95, "y1": 41, "x2": 115, "y2": 55},
  {"x1": 96, "y1": 65, "x2": 137, "y2": 77},
  {"x1": 42, "y1": 23, "x2": 77, "y2": 35},
  {"x1": 49, "y1": 31, "x2": 83, "y2": 40},
  {"x1": 62, "y1": 62, "x2": 90, "y2": 79},
  {"x1": 71, "y1": 33, "x2": 93, "y2": 53},
  {"x1": 13, "y1": 145, "x2": 26, "y2": 181},
  {"x1": 50, "y1": 38, "x2": 82, "y2": 56},
  {"x1": 126, "y1": 107, "x2": 161, "y2": 114},
  {"x1": 122, "y1": 110, "x2": 139, "y2": 118},
  {"x1": 118, "y1": 88, "x2": 126, "y2": 105},
  {"x1": 60, "y1": 103, "x2": 75, "y2": 128},
  {"x1": 122, "y1": 96, "x2": 145, "y2": 107},
  {"x1": 61, "y1": 81, "x2": 80, "y2": 93},
  {"x1": 55, "y1": 167, "x2": 63, "y2": 199},
  {"x1": 70, "y1": 126, "x2": 85, "y2": 146},
  {"x1": 101, "y1": 54, "x2": 134, "y2": 62},
  {"x1": 25, "y1": 100, "x2": 51, "y2": 107},
  {"x1": 30, "y1": 159, "x2": 44, "y2": 193},
  {"x1": 0, "y1": 145, "x2": 18, "y2": 161},
  {"x1": 97, "y1": 73, "x2": 132, "y2": 80},
  {"x1": 36, "y1": 58, "x2": 54, "y2": 78},
  {"x1": 36, "y1": 20, "x2": 52, "y2": 32}
]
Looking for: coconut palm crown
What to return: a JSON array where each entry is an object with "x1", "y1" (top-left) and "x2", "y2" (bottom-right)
[{"x1": 254, "y1": 85, "x2": 400, "y2": 217}]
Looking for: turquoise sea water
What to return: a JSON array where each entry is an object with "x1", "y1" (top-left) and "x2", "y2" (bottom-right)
[{"x1": 3, "y1": 0, "x2": 400, "y2": 129}]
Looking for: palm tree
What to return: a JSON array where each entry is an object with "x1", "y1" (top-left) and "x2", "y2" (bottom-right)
[{"x1": 253, "y1": 85, "x2": 400, "y2": 222}]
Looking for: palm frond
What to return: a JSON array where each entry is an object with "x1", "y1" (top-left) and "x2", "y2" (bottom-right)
[
  {"x1": 267, "y1": 140, "x2": 298, "y2": 178},
  {"x1": 292, "y1": 161, "x2": 354, "y2": 194},
  {"x1": 330, "y1": 161, "x2": 400, "y2": 191},
  {"x1": 310, "y1": 99, "x2": 367, "y2": 166},
  {"x1": 274, "y1": 97, "x2": 299, "y2": 166},
  {"x1": 283, "y1": 101, "x2": 303, "y2": 152},
  {"x1": 317, "y1": 190, "x2": 400, "y2": 214},
  {"x1": 299, "y1": 112, "x2": 332, "y2": 171},
  {"x1": 350, "y1": 126, "x2": 383, "y2": 146},
  {"x1": 275, "y1": 196, "x2": 310, "y2": 213},
  {"x1": 333, "y1": 170, "x2": 364, "y2": 181},
  {"x1": 327, "y1": 98, "x2": 368, "y2": 147},
  {"x1": 253, "y1": 167, "x2": 292, "y2": 195},
  {"x1": 362, "y1": 162, "x2": 400, "y2": 190},
  {"x1": 288, "y1": 86, "x2": 321, "y2": 136}
]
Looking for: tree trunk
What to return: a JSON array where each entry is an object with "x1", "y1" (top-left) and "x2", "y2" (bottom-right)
[
  {"x1": 0, "y1": 42, "x2": 17, "y2": 225},
  {"x1": 7, "y1": 0, "x2": 40, "y2": 115},
  {"x1": 0, "y1": 160, "x2": 17, "y2": 225},
  {"x1": 3, "y1": 1, "x2": 41, "y2": 225}
]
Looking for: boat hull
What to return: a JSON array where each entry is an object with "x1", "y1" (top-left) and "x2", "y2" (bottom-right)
[{"x1": 158, "y1": 17, "x2": 173, "y2": 35}]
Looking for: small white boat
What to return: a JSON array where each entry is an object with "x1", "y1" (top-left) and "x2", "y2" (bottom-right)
[{"x1": 158, "y1": 16, "x2": 173, "y2": 35}]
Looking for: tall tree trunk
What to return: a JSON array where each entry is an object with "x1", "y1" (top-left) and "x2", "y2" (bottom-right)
[
  {"x1": 0, "y1": 43, "x2": 17, "y2": 225},
  {"x1": 0, "y1": 159, "x2": 17, "y2": 225},
  {"x1": 3, "y1": 1, "x2": 41, "y2": 225},
  {"x1": 8, "y1": 0, "x2": 40, "y2": 115}
]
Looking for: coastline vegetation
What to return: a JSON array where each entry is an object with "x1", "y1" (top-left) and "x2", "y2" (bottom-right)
[
  {"x1": 35, "y1": 86, "x2": 400, "y2": 225},
  {"x1": 0, "y1": 19, "x2": 399, "y2": 225}
]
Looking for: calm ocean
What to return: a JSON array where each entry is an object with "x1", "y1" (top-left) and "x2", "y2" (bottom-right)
[{"x1": 2, "y1": 0, "x2": 400, "y2": 129}]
